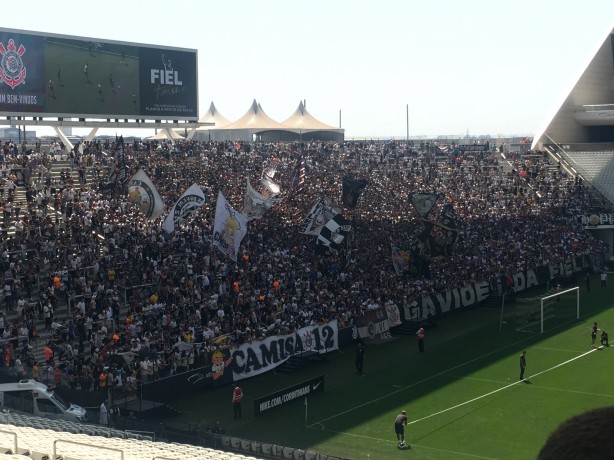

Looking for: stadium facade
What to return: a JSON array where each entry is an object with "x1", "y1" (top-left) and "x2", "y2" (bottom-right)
[{"x1": 531, "y1": 23, "x2": 614, "y2": 261}]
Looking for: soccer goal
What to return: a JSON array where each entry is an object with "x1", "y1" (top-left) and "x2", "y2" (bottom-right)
[{"x1": 500, "y1": 286, "x2": 580, "y2": 333}]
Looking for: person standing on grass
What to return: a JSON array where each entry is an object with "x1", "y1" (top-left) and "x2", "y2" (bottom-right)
[
  {"x1": 355, "y1": 341, "x2": 365, "y2": 375},
  {"x1": 520, "y1": 351, "x2": 527, "y2": 381},
  {"x1": 416, "y1": 327, "x2": 425, "y2": 352},
  {"x1": 394, "y1": 410, "x2": 408, "y2": 448},
  {"x1": 601, "y1": 271, "x2": 607, "y2": 288},
  {"x1": 591, "y1": 322, "x2": 599, "y2": 348}
]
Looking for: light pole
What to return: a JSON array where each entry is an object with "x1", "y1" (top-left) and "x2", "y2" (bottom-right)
[{"x1": 406, "y1": 104, "x2": 409, "y2": 141}]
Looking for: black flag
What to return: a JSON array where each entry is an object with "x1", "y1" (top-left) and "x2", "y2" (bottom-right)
[
  {"x1": 115, "y1": 135, "x2": 128, "y2": 185},
  {"x1": 342, "y1": 178, "x2": 368, "y2": 209}
]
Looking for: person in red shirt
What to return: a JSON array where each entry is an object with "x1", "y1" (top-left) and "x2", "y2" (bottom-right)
[
  {"x1": 416, "y1": 327, "x2": 425, "y2": 352},
  {"x1": 232, "y1": 384, "x2": 243, "y2": 420}
]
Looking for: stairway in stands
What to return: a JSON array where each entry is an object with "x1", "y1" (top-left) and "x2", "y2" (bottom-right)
[{"x1": 1, "y1": 158, "x2": 101, "y2": 367}]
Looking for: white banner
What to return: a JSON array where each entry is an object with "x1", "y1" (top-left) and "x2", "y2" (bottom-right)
[
  {"x1": 161, "y1": 183, "x2": 206, "y2": 233},
  {"x1": 242, "y1": 178, "x2": 272, "y2": 221},
  {"x1": 231, "y1": 320, "x2": 339, "y2": 381},
  {"x1": 299, "y1": 197, "x2": 340, "y2": 235},
  {"x1": 385, "y1": 304, "x2": 402, "y2": 327},
  {"x1": 213, "y1": 191, "x2": 248, "y2": 262},
  {"x1": 127, "y1": 169, "x2": 165, "y2": 219}
]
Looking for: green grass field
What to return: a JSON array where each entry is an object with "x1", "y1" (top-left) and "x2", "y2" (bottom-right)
[
  {"x1": 163, "y1": 274, "x2": 614, "y2": 459},
  {"x1": 44, "y1": 41, "x2": 139, "y2": 116}
]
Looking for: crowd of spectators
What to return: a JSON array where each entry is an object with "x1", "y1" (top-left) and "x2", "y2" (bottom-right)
[{"x1": 0, "y1": 136, "x2": 608, "y2": 395}]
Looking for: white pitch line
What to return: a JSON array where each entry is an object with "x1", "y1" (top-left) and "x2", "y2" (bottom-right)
[
  {"x1": 440, "y1": 374, "x2": 505, "y2": 385},
  {"x1": 307, "y1": 335, "x2": 538, "y2": 428},
  {"x1": 408, "y1": 347, "x2": 600, "y2": 426},
  {"x1": 307, "y1": 427, "x2": 497, "y2": 460},
  {"x1": 533, "y1": 346, "x2": 586, "y2": 353},
  {"x1": 441, "y1": 373, "x2": 614, "y2": 399}
]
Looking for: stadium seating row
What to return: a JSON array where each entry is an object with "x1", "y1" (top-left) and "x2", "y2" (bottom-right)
[
  {"x1": 219, "y1": 435, "x2": 343, "y2": 459},
  {"x1": 0, "y1": 417, "x2": 261, "y2": 460},
  {"x1": 0, "y1": 412, "x2": 349, "y2": 460}
]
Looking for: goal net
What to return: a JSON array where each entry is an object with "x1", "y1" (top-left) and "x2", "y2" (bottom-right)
[{"x1": 500, "y1": 286, "x2": 580, "y2": 333}]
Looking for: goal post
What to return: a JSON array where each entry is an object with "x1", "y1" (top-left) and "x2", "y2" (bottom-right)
[
  {"x1": 539, "y1": 286, "x2": 580, "y2": 333},
  {"x1": 499, "y1": 285, "x2": 580, "y2": 334}
]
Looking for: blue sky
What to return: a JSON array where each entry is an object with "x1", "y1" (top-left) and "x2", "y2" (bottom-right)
[{"x1": 7, "y1": 0, "x2": 614, "y2": 138}]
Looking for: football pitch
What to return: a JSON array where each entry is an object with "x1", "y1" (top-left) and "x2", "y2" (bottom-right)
[{"x1": 165, "y1": 275, "x2": 614, "y2": 459}]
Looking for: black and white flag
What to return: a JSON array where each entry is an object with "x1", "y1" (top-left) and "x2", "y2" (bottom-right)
[
  {"x1": 409, "y1": 192, "x2": 440, "y2": 218},
  {"x1": 289, "y1": 157, "x2": 305, "y2": 195},
  {"x1": 128, "y1": 169, "x2": 165, "y2": 219},
  {"x1": 300, "y1": 197, "x2": 340, "y2": 235},
  {"x1": 316, "y1": 214, "x2": 352, "y2": 256},
  {"x1": 161, "y1": 183, "x2": 206, "y2": 232}
]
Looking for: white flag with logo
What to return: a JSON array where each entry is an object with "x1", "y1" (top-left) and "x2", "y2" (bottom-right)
[
  {"x1": 127, "y1": 169, "x2": 165, "y2": 219},
  {"x1": 213, "y1": 192, "x2": 248, "y2": 262},
  {"x1": 243, "y1": 178, "x2": 272, "y2": 221},
  {"x1": 161, "y1": 183, "x2": 206, "y2": 233}
]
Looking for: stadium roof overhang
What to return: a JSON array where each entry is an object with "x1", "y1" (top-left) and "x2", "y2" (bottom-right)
[
  {"x1": 574, "y1": 105, "x2": 614, "y2": 126},
  {"x1": 0, "y1": 116, "x2": 212, "y2": 129}
]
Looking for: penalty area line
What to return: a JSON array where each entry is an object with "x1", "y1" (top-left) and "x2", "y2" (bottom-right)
[{"x1": 408, "y1": 347, "x2": 600, "y2": 426}]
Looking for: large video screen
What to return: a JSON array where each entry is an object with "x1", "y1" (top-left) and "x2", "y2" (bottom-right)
[{"x1": 0, "y1": 28, "x2": 198, "y2": 120}]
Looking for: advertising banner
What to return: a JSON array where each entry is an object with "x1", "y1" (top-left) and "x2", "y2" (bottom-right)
[
  {"x1": 404, "y1": 255, "x2": 593, "y2": 321},
  {"x1": 254, "y1": 375, "x2": 324, "y2": 417}
]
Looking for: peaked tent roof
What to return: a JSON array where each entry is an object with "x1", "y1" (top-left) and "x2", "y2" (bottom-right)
[
  {"x1": 198, "y1": 102, "x2": 231, "y2": 128},
  {"x1": 146, "y1": 129, "x2": 185, "y2": 140},
  {"x1": 532, "y1": 24, "x2": 614, "y2": 150},
  {"x1": 282, "y1": 101, "x2": 341, "y2": 131},
  {"x1": 221, "y1": 99, "x2": 289, "y2": 131}
]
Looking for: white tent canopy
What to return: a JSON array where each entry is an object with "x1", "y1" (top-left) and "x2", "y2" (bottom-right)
[
  {"x1": 198, "y1": 101, "x2": 231, "y2": 128},
  {"x1": 192, "y1": 99, "x2": 345, "y2": 142},
  {"x1": 146, "y1": 129, "x2": 185, "y2": 140},
  {"x1": 222, "y1": 99, "x2": 289, "y2": 131},
  {"x1": 282, "y1": 100, "x2": 341, "y2": 132}
]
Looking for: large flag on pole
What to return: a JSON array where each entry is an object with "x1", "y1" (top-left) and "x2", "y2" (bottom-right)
[
  {"x1": 409, "y1": 192, "x2": 439, "y2": 218},
  {"x1": 341, "y1": 178, "x2": 368, "y2": 209},
  {"x1": 127, "y1": 169, "x2": 165, "y2": 219},
  {"x1": 243, "y1": 178, "x2": 272, "y2": 221},
  {"x1": 299, "y1": 197, "x2": 340, "y2": 236},
  {"x1": 213, "y1": 192, "x2": 248, "y2": 262},
  {"x1": 115, "y1": 135, "x2": 128, "y2": 185},
  {"x1": 289, "y1": 156, "x2": 305, "y2": 195},
  {"x1": 161, "y1": 183, "x2": 206, "y2": 232}
]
